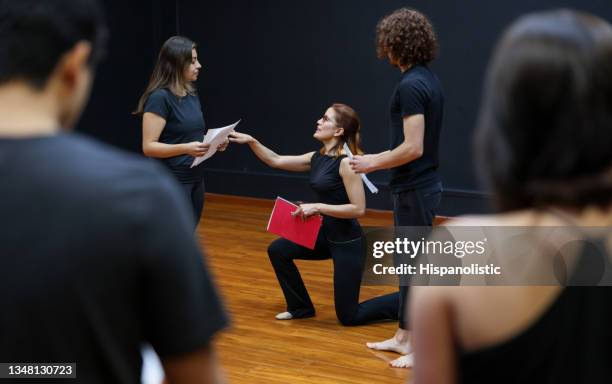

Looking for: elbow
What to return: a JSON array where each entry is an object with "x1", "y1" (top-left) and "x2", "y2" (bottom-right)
[
  {"x1": 268, "y1": 156, "x2": 282, "y2": 169},
  {"x1": 142, "y1": 140, "x2": 165, "y2": 158},
  {"x1": 142, "y1": 143, "x2": 159, "y2": 158},
  {"x1": 415, "y1": 148, "x2": 424, "y2": 159},
  {"x1": 405, "y1": 146, "x2": 423, "y2": 161},
  {"x1": 268, "y1": 160, "x2": 280, "y2": 169},
  {"x1": 414, "y1": 146, "x2": 424, "y2": 159},
  {"x1": 142, "y1": 144, "x2": 153, "y2": 157},
  {"x1": 355, "y1": 206, "x2": 366, "y2": 218}
]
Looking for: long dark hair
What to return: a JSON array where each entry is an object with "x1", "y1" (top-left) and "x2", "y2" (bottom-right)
[
  {"x1": 321, "y1": 103, "x2": 364, "y2": 158},
  {"x1": 134, "y1": 36, "x2": 196, "y2": 114},
  {"x1": 476, "y1": 10, "x2": 612, "y2": 211}
]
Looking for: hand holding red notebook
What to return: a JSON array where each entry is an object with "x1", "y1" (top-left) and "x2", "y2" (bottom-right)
[{"x1": 267, "y1": 197, "x2": 323, "y2": 250}]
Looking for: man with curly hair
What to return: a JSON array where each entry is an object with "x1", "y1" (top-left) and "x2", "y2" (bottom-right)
[{"x1": 350, "y1": 8, "x2": 444, "y2": 368}]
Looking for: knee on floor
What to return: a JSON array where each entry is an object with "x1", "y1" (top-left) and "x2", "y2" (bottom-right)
[
  {"x1": 336, "y1": 311, "x2": 361, "y2": 326},
  {"x1": 267, "y1": 239, "x2": 289, "y2": 260}
]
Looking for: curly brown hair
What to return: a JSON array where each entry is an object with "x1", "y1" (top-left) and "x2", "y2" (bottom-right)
[{"x1": 376, "y1": 8, "x2": 438, "y2": 67}]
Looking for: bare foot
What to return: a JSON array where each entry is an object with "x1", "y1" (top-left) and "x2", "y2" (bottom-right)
[
  {"x1": 366, "y1": 328, "x2": 412, "y2": 355},
  {"x1": 390, "y1": 353, "x2": 414, "y2": 368}
]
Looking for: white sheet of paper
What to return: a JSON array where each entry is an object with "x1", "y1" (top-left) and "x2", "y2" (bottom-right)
[
  {"x1": 343, "y1": 143, "x2": 379, "y2": 194},
  {"x1": 190, "y1": 120, "x2": 241, "y2": 168}
]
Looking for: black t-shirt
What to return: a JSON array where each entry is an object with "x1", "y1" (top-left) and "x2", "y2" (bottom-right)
[
  {"x1": 389, "y1": 64, "x2": 444, "y2": 192},
  {"x1": 144, "y1": 88, "x2": 206, "y2": 183},
  {"x1": 0, "y1": 133, "x2": 228, "y2": 383},
  {"x1": 309, "y1": 151, "x2": 361, "y2": 242}
]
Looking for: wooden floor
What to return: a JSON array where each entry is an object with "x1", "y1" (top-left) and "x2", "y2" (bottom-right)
[{"x1": 197, "y1": 194, "x2": 410, "y2": 384}]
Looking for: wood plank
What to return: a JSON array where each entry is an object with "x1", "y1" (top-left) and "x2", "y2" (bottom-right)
[{"x1": 198, "y1": 193, "x2": 410, "y2": 383}]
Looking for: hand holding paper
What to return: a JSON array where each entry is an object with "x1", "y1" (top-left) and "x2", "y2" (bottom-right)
[
  {"x1": 184, "y1": 141, "x2": 210, "y2": 157},
  {"x1": 190, "y1": 120, "x2": 241, "y2": 168},
  {"x1": 343, "y1": 143, "x2": 379, "y2": 194},
  {"x1": 267, "y1": 197, "x2": 322, "y2": 249},
  {"x1": 291, "y1": 203, "x2": 320, "y2": 219}
]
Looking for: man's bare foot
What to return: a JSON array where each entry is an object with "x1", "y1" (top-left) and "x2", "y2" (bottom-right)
[
  {"x1": 390, "y1": 353, "x2": 414, "y2": 368},
  {"x1": 366, "y1": 328, "x2": 411, "y2": 355}
]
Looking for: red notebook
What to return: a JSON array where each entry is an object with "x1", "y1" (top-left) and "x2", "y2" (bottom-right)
[{"x1": 267, "y1": 197, "x2": 323, "y2": 250}]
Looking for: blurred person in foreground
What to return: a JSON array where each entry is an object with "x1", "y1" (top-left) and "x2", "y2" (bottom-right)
[
  {"x1": 410, "y1": 9, "x2": 612, "y2": 384},
  {"x1": 0, "y1": 1, "x2": 228, "y2": 383}
]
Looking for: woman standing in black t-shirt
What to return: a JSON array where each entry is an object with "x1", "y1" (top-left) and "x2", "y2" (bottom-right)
[
  {"x1": 229, "y1": 104, "x2": 399, "y2": 325},
  {"x1": 135, "y1": 36, "x2": 226, "y2": 227}
]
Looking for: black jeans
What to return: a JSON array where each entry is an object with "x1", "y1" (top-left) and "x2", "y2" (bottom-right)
[
  {"x1": 180, "y1": 179, "x2": 205, "y2": 228},
  {"x1": 381, "y1": 181, "x2": 443, "y2": 329},
  {"x1": 267, "y1": 233, "x2": 399, "y2": 325}
]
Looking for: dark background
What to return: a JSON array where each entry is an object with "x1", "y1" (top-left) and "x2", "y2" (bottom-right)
[{"x1": 78, "y1": 0, "x2": 612, "y2": 215}]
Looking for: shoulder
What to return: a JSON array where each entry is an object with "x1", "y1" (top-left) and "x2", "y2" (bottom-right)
[
  {"x1": 145, "y1": 88, "x2": 171, "y2": 104},
  {"x1": 338, "y1": 156, "x2": 356, "y2": 177},
  {"x1": 150, "y1": 88, "x2": 170, "y2": 98},
  {"x1": 400, "y1": 73, "x2": 428, "y2": 90},
  {"x1": 57, "y1": 134, "x2": 178, "y2": 198},
  {"x1": 62, "y1": 133, "x2": 147, "y2": 163},
  {"x1": 64, "y1": 135, "x2": 189, "y2": 227},
  {"x1": 401, "y1": 65, "x2": 436, "y2": 86}
]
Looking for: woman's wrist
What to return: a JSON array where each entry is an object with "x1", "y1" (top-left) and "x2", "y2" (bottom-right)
[{"x1": 315, "y1": 203, "x2": 323, "y2": 215}]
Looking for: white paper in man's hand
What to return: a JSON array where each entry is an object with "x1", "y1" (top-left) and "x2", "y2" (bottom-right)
[
  {"x1": 343, "y1": 143, "x2": 379, "y2": 194},
  {"x1": 190, "y1": 120, "x2": 241, "y2": 168}
]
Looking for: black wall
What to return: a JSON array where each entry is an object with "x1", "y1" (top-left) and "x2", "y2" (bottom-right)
[
  {"x1": 77, "y1": 0, "x2": 178, "y2": 151},
  {"x1": 78, "y1": 0, "x2": 612, "y2": 215}
]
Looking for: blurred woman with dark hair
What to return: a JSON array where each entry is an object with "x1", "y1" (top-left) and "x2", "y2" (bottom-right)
[
  {"x1": 136, "y1": 36, "x2": 227, "y2": 227},
  {"x1": 229, "y1": 104, "x2": 400, "y2": 326},
  {"x1": 410, "y1": 9, "x2": 612, "y2": 383}
]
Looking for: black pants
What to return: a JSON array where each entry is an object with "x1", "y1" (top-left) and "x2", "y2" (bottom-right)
[
  {"x1": 378, "y1": 182, "x2": 443, "y2": 329},
  {"x1": 268, "y1": 233, "x2": 399, "y2": 325},
  {"x1": 179, "y1": 179, "x2": 205, "y2": 228}
]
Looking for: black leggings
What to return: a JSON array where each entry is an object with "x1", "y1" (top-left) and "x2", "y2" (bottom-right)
[
  {"x1": 179, "y1": 179, "x2": 205, "y2": 228},
  {"x1": 267, "y1": 233, "x2": 399, "y2": 326}
]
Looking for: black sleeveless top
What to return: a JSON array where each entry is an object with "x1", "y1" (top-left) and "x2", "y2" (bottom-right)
[
  {"x1": 309, "y1": 151, "x2": 362, "y2": 242},
  {"x1": 459, "y1": 237, "x2": 612, "y2": 383}
]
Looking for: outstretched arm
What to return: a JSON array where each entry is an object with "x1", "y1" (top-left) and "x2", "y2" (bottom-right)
[{"x1": 229, "y1": 131, "x2": 313, "y2": 172}]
